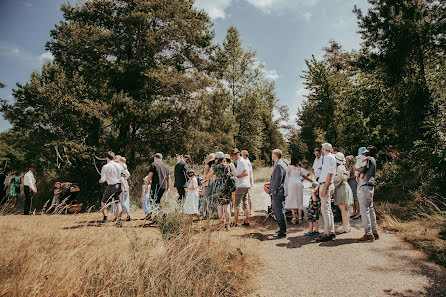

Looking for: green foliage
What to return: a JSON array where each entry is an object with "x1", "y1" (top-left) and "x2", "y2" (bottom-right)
[
  {"x1": 292, "y1": 0, "x2": 445, "y2": 201},
  {"x1": 0, "y1": 1, "x2": 286, "y2": 206}
]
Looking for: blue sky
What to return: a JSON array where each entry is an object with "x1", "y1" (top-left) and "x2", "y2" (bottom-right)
[{"x1": 0, "y1": 0, "x2": 370, "y2": 132}]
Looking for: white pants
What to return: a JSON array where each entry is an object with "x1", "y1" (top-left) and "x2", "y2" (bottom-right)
[{"x1": 319, "y1": 184, "x2": 335, "y2": 235}]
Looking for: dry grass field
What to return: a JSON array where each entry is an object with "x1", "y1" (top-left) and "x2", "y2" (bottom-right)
[{"x1": 0, "y1": 209, "x2": 256, "y2": 297}]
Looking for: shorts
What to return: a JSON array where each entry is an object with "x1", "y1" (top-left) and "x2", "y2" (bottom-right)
[
  {"x1": 101, "y1": 184, "x2": 122, "y2": 204},
  {"x1": 234, "y1": 187, "x2": 249, "y2": 210}
]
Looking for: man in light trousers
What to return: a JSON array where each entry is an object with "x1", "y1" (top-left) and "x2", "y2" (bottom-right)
[
  {"x1": 316, "y1": 143, "x2": 337, "y2": 242},
  {"x1": 356, "y1": 146, "x2": 379, "y2": 242}
]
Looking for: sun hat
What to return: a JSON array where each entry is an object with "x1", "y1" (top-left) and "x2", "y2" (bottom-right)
[
  {"x1": 215, "y1": 152, "x2": 224, "y2": 159},
  {"x1": 358, "y1": 147, "x2": 369, "y2": 155},
  {"x1": 154, "y1": 153, "x2": 163, "y2": 159},
  {"x1": 230, "y1": 148, "x2": 240, "y2": 155},
  {"x1": 224, "y1": 154, "x2": 231, "y2": 160},
  {"x1": 311, "y1": 181, "x2": 319, "y2": 188},
  {"x1": 335, "y1": 152, "x2": 346, "y2": 164}
]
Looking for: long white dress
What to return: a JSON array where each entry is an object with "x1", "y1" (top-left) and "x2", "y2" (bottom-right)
[
  {"x1": 183, "y1": 177, "x2": 199, "y2": 215},
  {"x1": 285, "y1": 167, "x2": 308, "y2": 210}
]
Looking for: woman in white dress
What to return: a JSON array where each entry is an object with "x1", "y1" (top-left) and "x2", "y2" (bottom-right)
[
  {"x1": 285, "y1": 157, "x2": 313, "y2": 224},
  {"x1": 183, "y1": 170, "x2": 199, "y2": 216}
]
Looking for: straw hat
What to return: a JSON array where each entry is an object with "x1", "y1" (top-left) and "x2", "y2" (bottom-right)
[{"x1": 335, "y1": 152, "x2": 346, "y2": 164}]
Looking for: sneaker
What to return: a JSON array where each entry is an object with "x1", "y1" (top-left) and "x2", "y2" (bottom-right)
[
  {"x1": 373, "y1": 233, "x2": 379, "y2": 240},
  {"x1": 357, "y1": 234, "x2": 375, "y2": 242},
  {"x1": 316, "y1": 235, "x2": 333, "y2": 242},
  {"x1": 304, "y1": 232, "x2": 312, "y2": 236},
  {"x1": 100, "y1": 216, "x2": 107, "y2": 223},
  {"x1": 115, "y1": 219, "x2": 122, "y2": 227},
  {"x1": 312, "y1": 231, "x2": 320, "y2": 236},
  {"x1": 242, "y1": 222, "x2": 250, "y2": 227},
  {"x1": 126, "y1": 216, "x2": 131, "y2": 222}
]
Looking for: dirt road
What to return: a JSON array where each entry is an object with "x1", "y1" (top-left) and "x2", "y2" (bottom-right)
[{"x1": 226, "y1": 183, "x2": 446, "y2": 297}]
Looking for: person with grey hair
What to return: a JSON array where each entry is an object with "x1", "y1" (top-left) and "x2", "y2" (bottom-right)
[
  {"x1": 144, "y1": 153, "x2": 170, "y2": 205},
  {"x1": 99, "y1": 152, "x2": 128, "y2": 225},
  {"x1": 316, "y1": 143, "x2": 337, "y2": 242},
  {"x1": 268, "y1": 149, "x2": 288, "y2": 238}
]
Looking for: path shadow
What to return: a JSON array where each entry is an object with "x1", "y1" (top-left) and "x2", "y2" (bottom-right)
[
  {"x1": 318, "y1": 238, "x2": 358, "y2": 247},
  {"x1": 368, "y1": 243, "x2": 446, "y2": 297},
  {"x1": 276, "y1": 235, "x2": 314, "y2": 248},
  {"x1": 238, "y1": 232, "x2": 282, "y2": 241}
]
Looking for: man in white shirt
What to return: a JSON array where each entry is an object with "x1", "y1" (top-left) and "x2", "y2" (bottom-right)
[
  {"x1": 241, "y1": 150, "x2": 254, "y2": 214},
  {"x1": 23, "y1": 165, "x2": 37, "y2": 215},
  {"x1": 316, "y1": 143, "x2": 337, "y2": 242},
  {"x1": 312, "y1": 148, "x2": 323, "y2": 181},
  {"x1": 99, "y1": 151, "x2": 127, "y2": 225},
  {"x1": 231, "y1": 148, "x2": 250, "y2": 227}
]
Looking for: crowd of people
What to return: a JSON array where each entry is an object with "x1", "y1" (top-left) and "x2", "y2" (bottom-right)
[{"x1": 1, "y1": 143, "x2": 378, "y2": 242}]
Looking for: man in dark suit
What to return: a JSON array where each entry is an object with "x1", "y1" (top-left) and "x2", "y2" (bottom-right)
[
  {"x1": 268, "y1": 149, "x2": 288, "y2": 239},
  {"x1": 174, "y1": 154, "x2": 189, "y2": 201}
]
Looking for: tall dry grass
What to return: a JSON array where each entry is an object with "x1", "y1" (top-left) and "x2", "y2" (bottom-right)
[
  {"x1": 377, "y1": 196, "x2": 446, "y2": 267},
  {"x1": 0, "y1": 211, "x2": 255, "y2": 296},
  {"x1": 253, "y1": 167, "x2": 273, "y2": 183}
]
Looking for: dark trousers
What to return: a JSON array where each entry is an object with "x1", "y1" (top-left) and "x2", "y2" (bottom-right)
[
  {"x1": 272, "y1": 195, "x2": 287, "y2": 235},
  {"x1": 24, "y1": 185, "x2": 33, "y2": 215},
  {"x1": 150, "y1": 185, "x2": 166, "y2": 204},
  {"x1": 176, "y1": 187, "x2": 186, "y2": 201}
]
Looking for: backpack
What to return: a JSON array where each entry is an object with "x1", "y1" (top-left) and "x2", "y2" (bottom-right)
[{"x1": 221, "y1": 167, "x2": 236, "y2": 195}]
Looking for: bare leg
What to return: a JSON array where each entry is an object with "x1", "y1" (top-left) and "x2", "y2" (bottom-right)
[
  {"x1": 354, "y1": 201, "x2": 360, "y2": 216},
  {"x1": 298, "y1": 209, "x2": 303, "y2": 220},
  {"x1": 234, "y1": 209, "x2": 239, "y2": 225},
  {"x1": 308, "y1": 221, "x2": 313, "y2": 233},
  {"x1": 291, "y1": 209, "x2": 297, "y2": 220},
  {"x1": 339, "y1": 205, "x2": 351, "y2": 231},
  {"x1": 101, "y1": 201, "x2": 107, "y2": 218},
  {"x1": 224, "y1": 204, "x2": 231, "y2": 230},
  {"x1": 315, "y1": 220, "x2": 319, "y2": 232},
  {"x1": 217, "y1": 206, "x2": 224, "y2": 228}
]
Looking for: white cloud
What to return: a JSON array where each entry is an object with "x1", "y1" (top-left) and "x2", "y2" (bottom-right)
[
  {"x1": 296, "y1": 87, "x2": 309, "y2": 106},
  {"x1": 194, "y1": 0, "x2": 318, "y2": 20},
  {"x1": 263, "y1": 68, "x2": 280, "y2": 80},
  {"x1": 37, "y1": 51, "x2": 54, "y2": 65},
  {"x1": 0, "y1": 41, "x2": 21, "y2": 56},
  {"x1": 194, "y1": 0, "x2": 233, "y2": 19}
]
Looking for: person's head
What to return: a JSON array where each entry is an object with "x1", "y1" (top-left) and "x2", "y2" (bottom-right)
[
  {"x1": 335, "y1": 152, "x2": 346, "y2": 165},
  {"x1": 114, "y1": 155, "x2": 122, "y2": 163},
  {"x1": 345, "y1": 155, "x2": 356, "y2": 167},
  {"x1": 314, "y1": 148, "x2": 321, "y2": 158},
  {"x1": 55, "y1": 182, "x2": 61, "y2": 189},
  {"x1": 13, "y1": 170, "x2": 19, "y2": 176},
  {"x1": 321, "y1": 143, "x2": 332, "y2": 156},
  {"x1": 207, "y1": 153, "x2": 215, "y2": 162},
  {"x1": 106, "y1": 151, "x2": 115, "y2": 162},
  {"x1": 154, "y1": 153, "x2": 163, "y2": 161},
  {"x1": 29, "y1": 165, "x2": 36, "y2": 173},
  {"x1": 176, "y1": 154, "x2": 183, "y2": 162},
  {"x1": 332, "y1": 147, "x2": 340, "y2": 154},
  {"x1": 311, "y1": 181, "x2": 319, "y2": 189},
  {"x1": 183, "y1": 155, "x2": 191, "y2": 164},
  {"x1": 290, "y1": 157, "x2": 301, "y2": 166},
  {"x1": 271, "y1": 149, "x2": 282, "y2": 162},
  {"x1": 241, "y1": 150, "x2": 249, "y2": 160},
  {"x1": 366, "y1": 145, "x2": 377, "y2": 158},
  {"x1": 224, "y1": 154, "x2": 231, "y2": 164},
  {"x1": 230, "y1": 148, "x2": 240, "y2": 161},
  {"x1": 214, "y1": 152, "x2": 225, "y2": 164},
  {"x1": 357, "y1": 147, "x2": 369, "y2": 157},
  {"x1": 187, "y1": 170, "x2": 195, "y2": 179}
]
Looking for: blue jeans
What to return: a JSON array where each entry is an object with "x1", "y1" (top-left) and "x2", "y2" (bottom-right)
[{"x1": 272, "y1": 195, "x2": 287, "y2": 235}]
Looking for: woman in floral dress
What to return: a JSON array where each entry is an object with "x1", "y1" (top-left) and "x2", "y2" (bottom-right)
[{"x1": 204, "y1": 152, "x2": 232, "y2": 231}]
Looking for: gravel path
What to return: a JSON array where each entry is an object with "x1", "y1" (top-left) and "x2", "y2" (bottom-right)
[{"x1": 231, "y1": 183, "x2": 446, "y2": 297}]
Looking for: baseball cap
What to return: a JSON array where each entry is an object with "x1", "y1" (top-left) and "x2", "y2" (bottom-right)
[{"x1": 358, "y1": 147, "x2": 369, "y2": 155}]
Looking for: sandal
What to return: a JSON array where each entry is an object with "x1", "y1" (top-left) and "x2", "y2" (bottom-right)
[
  {"x1": 291, "y1": 218, "x2": 297, "y2": 224},
  {"x1": 304, "y1": 232, "x2": 312, "y2": 236}
]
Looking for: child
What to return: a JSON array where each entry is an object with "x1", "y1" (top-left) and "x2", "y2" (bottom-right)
[
  {"x1": 183, "y1": 170, "x2": 199, "y2": 217},
  {"x1": 52, "y1": 182, "x2": 62, "y2": 207},
  {"x1": 8, "y1": 171, "x2": 21, "y2": 207},
  {"x1": 141, "y1": 175, "x2": 152, "y2": 220},
  {"x1": 304, "y1": 181, "x2": 321, "y2": 236},
  {"x1": 355, "y1": 155, "x2": 368, "y2": 179}
]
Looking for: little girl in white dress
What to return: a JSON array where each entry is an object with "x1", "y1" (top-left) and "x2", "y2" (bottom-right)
[{"x1": 183, "y1": 171, "x2": 199, "y2": 215}]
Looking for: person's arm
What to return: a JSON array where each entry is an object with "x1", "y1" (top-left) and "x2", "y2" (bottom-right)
[
  {"x1": 29, "y1": 174, "x2": 37, "y2": 193},
  {"x1": 320, "y1": 173, "x2": 333, "y2": 197},
  {"x1": 144, "y1": 172, "x2": 153, "y2": 193},
  {"x1": 237, "y1": 170, "x2": 248, "y2": 179},
  {"x1": 99, "y1": 166, "x2": 106, "y2": 184},
  {"x1": 204, "y1": 167, "x2": 215, "y2": 183},
  {"x1": 204, "y1": 164, "x2": 210, "y2": 177},
  {"x1": 334, "y1": 166, "x2": 343, "y2": 187},
  {"x1": 167, "y1": 174, "x2": 170, "y2": 192},
  {"x1": 269, "y1": 166, "x2": 281, "y2": 195},
  {"x1": 302, "y1": 173, "x2": 313, "y2": 182}
]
